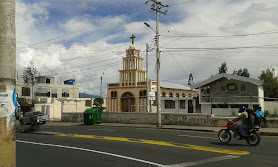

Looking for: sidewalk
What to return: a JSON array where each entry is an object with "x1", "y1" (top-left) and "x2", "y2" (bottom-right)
[{"x1": 44, "y1": 121, "x2": 278, "y2": 136}]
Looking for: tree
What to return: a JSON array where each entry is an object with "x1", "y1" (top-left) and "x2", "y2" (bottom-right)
[
  {"x1": 93, "y1": 98, "x2": 105, "y2": 110},
  {"x1": 232, "y1": 68, "x2": 250, "y2": 77},
  {"x1": 22, "y1": 62, "x2": 38, "y2": 104},
  {"x1": 259, "y1": 68, "x2": 278, "y2": 98},
  {"x1": 218, "y1": 62, "x2": 227, "y2": 74}
]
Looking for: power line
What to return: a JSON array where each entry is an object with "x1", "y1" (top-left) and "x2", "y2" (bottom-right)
[
  {"x1": 162, "y1": 43, "x2": 278, "y2": 51},
  {"x1": 161, "y1": 31, "x2": 278, "y2": 38}
]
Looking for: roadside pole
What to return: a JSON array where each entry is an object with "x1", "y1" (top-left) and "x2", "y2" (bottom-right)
[
  {"x1": 147, "y1": 0, "x2": 168, "y2": 128},
  {"x1": 146, "y1": 44, "x2": 149, "y2": 112},
  {"x1": 0, "y1": 0, "x2": 16, "y2": 166}
]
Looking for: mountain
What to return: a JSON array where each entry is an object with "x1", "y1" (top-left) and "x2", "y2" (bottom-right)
[{"x1": 79, "y1": 93, "x2": 100, "y2": 98}]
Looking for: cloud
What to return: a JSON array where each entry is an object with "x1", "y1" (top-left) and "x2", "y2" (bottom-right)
[{"x1": 15, "y1": 0, "x2": 278, "y2": 96}]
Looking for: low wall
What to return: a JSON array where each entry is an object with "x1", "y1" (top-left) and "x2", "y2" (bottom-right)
[
  {"x1": 62, "y1": 113, "x2": 83, "y2": 122},
  {"x1": 61, "y1": 112, "x2": 278, "y2": 127}
]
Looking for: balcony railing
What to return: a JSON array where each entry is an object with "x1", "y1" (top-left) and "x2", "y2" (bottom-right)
[{"x1": 201, "y1": 96, "x2": 259, "y2": 103}]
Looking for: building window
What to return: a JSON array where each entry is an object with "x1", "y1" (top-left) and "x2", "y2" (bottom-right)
[
  {"x1": 182, "y1": 93, "x2": 185, "y2": 97},
  {"x1": 162, "y1": 92, "x2": 166, "y2": 97},
  {"x1": 165, "y1": 100, "x2": 175, "y2": 109},
  {"x1": 180, "y1": 100, "x2": 185, "y2": 109},
  {"x1": 51, "y1": 89, "x2": 57, "y2": 98},
  {"x1": 62, "y1": 89, "x2": 69, "y2": 97},
  {"x1": 35, "y1": 88, "x2": 50, "y2": 97},
  {"x1": 169, "y1": 92, "x2": 173, "y2": 97},
  {"x1": 139, "y1": 90, "x2": 146, "y2": 98},
  {"x1": 212, "y1": 104, "x2": 228, "y2": 108},
  {"x1": 22, "y1": 87, "x2": 30, "y2": 96},
  {"x1": 46, "y1": 78, "x2": 50, "y2": 83},
  {"x1": 176, "y1": 93, "x2": 179, "y2": 97},
  {"x1": 111, "y1": 91, "x2": 117, "y2": 99},
  {"x1": 230, "y1": 104, "x2": 248, "y2": 108},
  {"x1": 143, "y1": 90, "x2": 146, "y2": 96}
]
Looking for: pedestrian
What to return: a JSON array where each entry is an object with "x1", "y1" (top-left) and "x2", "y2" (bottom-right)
[{"x1": 256, "y1": 107, "x2": 267, "y2": 127}]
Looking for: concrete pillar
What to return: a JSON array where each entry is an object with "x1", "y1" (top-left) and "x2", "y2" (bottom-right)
[{"x1": 0, "y1": 0, "x2": 16, "y2": 166}]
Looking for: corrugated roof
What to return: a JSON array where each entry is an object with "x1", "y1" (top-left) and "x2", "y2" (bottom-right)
[
  {"x1": 160, "y1": 82, "x2": 191, "y2": 90},
  {"x1": 191, "y1": 73, "x2": 263, "y2": 89}
]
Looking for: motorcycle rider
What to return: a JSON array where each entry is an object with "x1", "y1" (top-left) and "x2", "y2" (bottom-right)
[{"x1": 232, "y1": 106, "x2": 249, "y2": 139}]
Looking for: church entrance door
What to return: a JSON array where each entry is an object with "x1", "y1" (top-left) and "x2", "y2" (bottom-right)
[{"x1": 121, "y1": 92, "x2": 135, "y2": 112}]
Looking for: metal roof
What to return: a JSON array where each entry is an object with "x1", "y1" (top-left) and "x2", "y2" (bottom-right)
[
  {"x1": 160, "y1": 82, "x2": 192, "y2": 90},
  {"x1": 190, "y1": 73, "x2": 263, "y2": 89}
]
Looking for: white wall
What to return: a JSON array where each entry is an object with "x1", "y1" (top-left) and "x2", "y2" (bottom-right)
[
  {"x1": 264, "y1": 101, "x2": 278, "y2": 115},
  {"x1": 34, "y1": 98, "x2": 106, "y2": 121}
]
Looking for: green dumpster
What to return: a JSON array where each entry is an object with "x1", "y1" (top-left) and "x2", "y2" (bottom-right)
[{"x1": 83, "y1": 108, "x2": 97, "y2": 125}]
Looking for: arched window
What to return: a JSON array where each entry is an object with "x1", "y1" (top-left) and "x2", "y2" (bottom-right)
[
  {"x1": 143, "y1": 90, "x2": 147, "y2": 97},
  {"x1": 162, "y1": 92, "x2": 166, "y2": 97},
  {"x1": 182, "y1": 93, "x2": 185, "y2": 97},
  {"x1": 169, "y1": 92, "x2": 173, "y2": 97},
  {"x1": 111, "y1": 91, "x2": 117, "y2": 99},
  {"x1": 139, "y1": 90, "x2": 143, "y2": 98},
  {"x1": 176, "y1": 93, "x2": 179, "y2": 97}
]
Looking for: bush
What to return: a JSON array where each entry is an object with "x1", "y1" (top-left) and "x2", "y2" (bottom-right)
[
  {"x1": 28, "y1": 115, "x2": 40, "y2": 132},
  {"x1": 264, "y1": 110, "x2": 270, "y2": 117}
]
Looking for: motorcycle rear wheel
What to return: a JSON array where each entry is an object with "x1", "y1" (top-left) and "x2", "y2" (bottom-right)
[
  {"x1": 246, "y1": 132, "x2": 260, "y2": 146},
  {"x1": 218, "y1": 129, "x2": 231, "y2": 143}
]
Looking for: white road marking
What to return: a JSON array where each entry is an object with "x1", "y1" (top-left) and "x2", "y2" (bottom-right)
[
  {"x1": 178, "y1": 134, "x2": 218, "y2": 140},
  {"x1": 88, "y1": 129, "x2": 115, "y2": 132},
  {"x1": 16, "y1": 140, "x2": 164, "y2": 167},
  {"x1": 166, "y1": 155, "x2": 239, "y2": 167}
]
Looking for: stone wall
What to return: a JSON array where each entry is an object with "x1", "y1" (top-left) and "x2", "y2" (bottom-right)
[
  {"x1": 61, "y1": 112, "x2": 278, "y2": 128},
  {"x1": 61, "y1": 113, "x2": 83, "y2": 122}
]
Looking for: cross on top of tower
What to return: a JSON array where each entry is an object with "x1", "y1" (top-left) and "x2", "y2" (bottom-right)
[{"x1": 130, "y1": 34, "x2": 136, "y2": 44}]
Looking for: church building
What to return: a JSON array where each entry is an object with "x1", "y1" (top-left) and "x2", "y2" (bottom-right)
[{"x1": 107, "y1": 35, "x2": 197, "y2": 113}]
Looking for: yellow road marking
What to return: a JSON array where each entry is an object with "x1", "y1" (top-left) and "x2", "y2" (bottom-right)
[{"x1": 55, "y1": 134, "x2": 249, "y2": 156}]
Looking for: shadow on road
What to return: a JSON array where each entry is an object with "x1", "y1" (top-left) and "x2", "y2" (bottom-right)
[{"x1": 210, "y1": 141, "x2": 250, "y2": 147}]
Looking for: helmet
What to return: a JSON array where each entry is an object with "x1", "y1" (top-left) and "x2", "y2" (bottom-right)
[{"x1": 239, "y1": 106, "x2": 246, "y2": 113}]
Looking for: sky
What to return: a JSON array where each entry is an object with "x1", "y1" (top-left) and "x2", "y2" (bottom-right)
[{"x1": 16, "y1": 0, "x2": 278, "y2": 97}]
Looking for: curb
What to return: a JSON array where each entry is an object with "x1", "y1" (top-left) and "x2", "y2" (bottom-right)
[{"x1": 19, "y1": 122, "x2": 278, "y2": 137}]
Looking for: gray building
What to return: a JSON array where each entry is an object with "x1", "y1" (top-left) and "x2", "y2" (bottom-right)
[{"x1": 191, "y1": 73, "x2": 264, "y2": 116}]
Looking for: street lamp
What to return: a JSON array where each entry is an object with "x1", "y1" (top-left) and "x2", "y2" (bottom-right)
[
  {"x1": 144, "y1": 20, "x2": 161, "y2": 127},
  {"x1": 100, "y1": 73, "x2": 104, "y2": 98}
]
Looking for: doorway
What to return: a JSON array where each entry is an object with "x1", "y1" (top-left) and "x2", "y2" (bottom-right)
[
  {"x1": 188, "y1": 100, "x2": 193, "y2": 113},
  {"x1": 121, "y1": 92, "x2": 135, "y2": 112}
]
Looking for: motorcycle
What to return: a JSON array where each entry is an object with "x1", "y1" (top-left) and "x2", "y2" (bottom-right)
[{"x1": 218, "y1": 120, "x2": 261, "y2": 146}]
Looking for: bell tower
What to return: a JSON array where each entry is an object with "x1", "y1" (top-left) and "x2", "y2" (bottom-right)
[{"x1": 119, "y1": 34, "x2": 146, "y2": 87}]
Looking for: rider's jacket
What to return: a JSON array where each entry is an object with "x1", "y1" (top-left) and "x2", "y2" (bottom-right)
[{"x1": 236, "y1": 111, "x2": 248, "y2": 125}]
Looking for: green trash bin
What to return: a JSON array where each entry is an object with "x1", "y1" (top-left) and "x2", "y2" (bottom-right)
[{"x1": 83, "y1": 108, "x2": 97, "y2": 125}]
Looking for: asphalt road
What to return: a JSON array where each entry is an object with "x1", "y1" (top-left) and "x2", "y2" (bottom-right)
[{"x1": 17, "y1": 125, "x2": 278, "y2": 167}]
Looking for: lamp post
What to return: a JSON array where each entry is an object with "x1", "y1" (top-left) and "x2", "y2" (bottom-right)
[{"x1": 100, "y1": 73, "x2": 104, "y2": 98}]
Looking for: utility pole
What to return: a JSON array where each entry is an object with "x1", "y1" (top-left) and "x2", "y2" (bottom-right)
[
  {"x1": 146, "y1": 0, "x2": 168, "y2": 127},
  {"x1": 100, "y1": 73, "x2": 104, "y2": 98},
  {"x1": 146, "y1": 44, "x2": 150, "y2": 112},
  {"x1": 0, "y1": 0, "x2": 16, "y2": 166}
]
